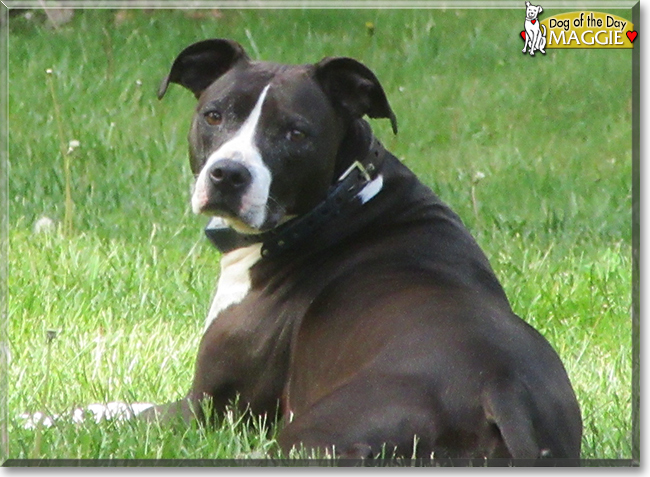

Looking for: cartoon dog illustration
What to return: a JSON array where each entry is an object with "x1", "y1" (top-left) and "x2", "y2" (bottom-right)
[{"x1": 522, "y1": 1, "x2": 546, "y2": 56}]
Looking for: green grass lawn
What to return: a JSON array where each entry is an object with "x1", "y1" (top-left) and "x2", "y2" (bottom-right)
[{"x1": 4, "y1": 7, "x2": 633, "y2": 462}]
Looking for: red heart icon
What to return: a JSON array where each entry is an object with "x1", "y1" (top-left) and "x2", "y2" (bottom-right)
[
  {"x1": 626, "y1": 30, "x2": 638, "y2": 43},
  {"x1": 520, "y1": 31, "x2": 526, "y2": 40},
  {"x1": 532, "y1": 19, "x2": 536, "y2": 24}
]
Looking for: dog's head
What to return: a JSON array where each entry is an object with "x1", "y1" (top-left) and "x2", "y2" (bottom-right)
[
  {"x1": 525, "y1": 1, "x2": 543, "y2": 20},
  {"x1": 158, "y1": 39, "x2": 397, "y2": 233}
]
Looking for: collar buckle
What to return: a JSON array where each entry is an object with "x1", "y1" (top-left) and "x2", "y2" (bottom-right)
[{"x1": 338, "y1": 159, "x2": 375, "y2": 184}]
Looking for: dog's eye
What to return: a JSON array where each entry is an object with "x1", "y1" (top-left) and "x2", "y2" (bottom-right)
[
  {"x1": 204, "y1": 111, "x2": 223, "y2": 126},
  {"x1": 286, "y1": 129, "x2": 306, "y2": 142}
]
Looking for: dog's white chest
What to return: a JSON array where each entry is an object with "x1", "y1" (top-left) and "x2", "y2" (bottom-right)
[{"x1": 205, "y1": 243, "x2": 262, "y2": 329}]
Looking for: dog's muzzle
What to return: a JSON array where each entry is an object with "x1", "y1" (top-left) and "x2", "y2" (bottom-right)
[
  {"x1": 192, "y1": 155, "x2": 273, "y2": 231},
  {"x1": 193, "y1": 159, "x2": 253, "y2": 220}
]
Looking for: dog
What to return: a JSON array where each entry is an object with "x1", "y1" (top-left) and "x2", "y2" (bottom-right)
[
  {"x1": 522, "y1": 2, "x2": 547, "y2": 56},
  {"x1": 148, "y1": 38, "x2": 582, "y2": 462}
]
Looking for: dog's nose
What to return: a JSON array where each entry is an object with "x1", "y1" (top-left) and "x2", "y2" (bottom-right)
[{"x1": 208, "y1": 160, "x2": 252, "y2": 191}]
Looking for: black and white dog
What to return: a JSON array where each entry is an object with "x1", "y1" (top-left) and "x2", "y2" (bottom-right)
[{"x1": 149, "y1": 38, "x2": 582, "y2": 462}]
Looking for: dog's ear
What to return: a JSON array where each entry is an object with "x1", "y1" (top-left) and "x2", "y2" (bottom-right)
[
  {"x1": 537, "y1": 5, "x2": 543, "y2": 13},
  {"x1": 525, "y1": 1, "x2": 531, "y2": 7},
  {"x1": 158, "y1": 39, "x2": 250, "y2": 100},
  {"x1": 314, "y1": 57, "x2": 398, "y2": 134}
]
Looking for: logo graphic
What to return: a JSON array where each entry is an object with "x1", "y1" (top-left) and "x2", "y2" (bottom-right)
[
  {"x1": 521, "y1": 2, "x2": 547, "y2": 56},
  {"x1": 519, "y1": 5, "x2": 636, "y2": 51}
]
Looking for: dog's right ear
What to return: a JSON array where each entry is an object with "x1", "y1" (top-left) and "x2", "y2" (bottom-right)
[{"x1": 157, "y1": 39, "x2": 250, "y2": 100}]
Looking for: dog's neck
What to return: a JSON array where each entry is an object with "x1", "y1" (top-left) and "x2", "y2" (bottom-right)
[{"x1": 332, "y1": 119, "x2": 375, "y2": 181}]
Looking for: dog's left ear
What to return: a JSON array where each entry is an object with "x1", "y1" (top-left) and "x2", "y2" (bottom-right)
[
  {"x1": 314, "y1": 57, "x2": 398, "y2": 134},
  {"x1": 157, "y1": 39, "x2": 250, "y2": 100},
  {"x1": 537, "y1": 5, "x2": 543, "y2": 13}
]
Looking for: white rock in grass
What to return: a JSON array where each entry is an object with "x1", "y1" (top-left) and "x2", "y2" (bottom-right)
[
  {"x1": 33, "y1": 216, "x2": 56, "y2": 234},
  {"x1": 43, "y1": 8, "x2": 75, "y2": 28}
]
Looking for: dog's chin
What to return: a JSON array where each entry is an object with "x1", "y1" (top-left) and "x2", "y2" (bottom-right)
[
  {"x1": 203, "y1": 210, "x2": 281, "y2": 235},
  {"x1": 193, "y1": 199, "x2": 257, "y2": 228},
  {"x1": 224, "y1": 211, "x2": 296, "y2": 236},
  {"x1": 223, "y1": 217, "x2": 266, "y2": 235},
  {"x1": 194, "y1": 197, "x2": 292, "y2": 235},
  {"x1": 199, "y1": 208, "x2": 267, "y2": 235}
]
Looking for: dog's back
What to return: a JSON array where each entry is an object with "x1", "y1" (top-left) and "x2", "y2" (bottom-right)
[{"x1": 270, "y1": 140, "x2": 582, "y2": 460}]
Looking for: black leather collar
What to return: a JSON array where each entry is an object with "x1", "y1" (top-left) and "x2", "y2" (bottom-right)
[{"x1": 204, "y1": 138, "x2": 385, "y2": 258}]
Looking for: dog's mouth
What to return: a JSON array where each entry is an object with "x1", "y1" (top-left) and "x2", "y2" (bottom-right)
[
  {"x1": 193, "y1": 186, "x2": 288, "y2": 234},
  {"x1": 224, "y1": 208, "x2": 287, "y2": 235}
]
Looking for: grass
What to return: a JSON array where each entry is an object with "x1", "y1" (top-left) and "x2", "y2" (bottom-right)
[{"x1": 4, "y1": 7, "x2": 633, "y2": 462}]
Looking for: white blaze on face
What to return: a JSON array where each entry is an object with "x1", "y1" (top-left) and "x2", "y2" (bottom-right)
[
  {"x1": 192, "y1": 84, "x2": 273, "y2": 230},
  {"x1": 205, "y1": 243, "x2": 263, "y2": 329}
]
